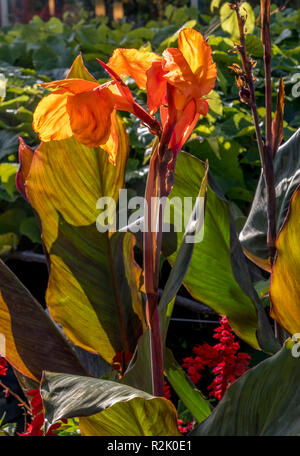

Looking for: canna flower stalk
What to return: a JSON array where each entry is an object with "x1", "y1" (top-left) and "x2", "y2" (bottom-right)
[{"x1": 32, "y1": 28, "x2": 217, "y2": 397}]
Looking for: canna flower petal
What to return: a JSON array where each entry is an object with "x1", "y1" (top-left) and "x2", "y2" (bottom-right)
[
  {"x1": 41, "y1": 78, "x2": 99, "y2": 94},
  {"x1": 178, "y1": 28, "x2": 217, "y2": 97},
  {"x1": 146, "y1": 60, "x2": 167, "y2": 115},
  {"x1": 169, "y1": 98, "x2": 199, "y2": 155},
  {"x1": 108, "y1": 48, "x2": 161, "y2": 90},
  {"x1": 66, "y1": 86, "x2": 114, "y2": 148},
  {"x1": 101, "y1": 109, "x2": 119, "y2": 165},
  {"x1": 33, "y1": 79, "x2": 115, "y2": 148},
  {"x1": 162, "y1": 48, "x2": 198, "y2": 94},
  {"x1": 33, "y1": 91, "x2": 73, "y2": 142}
]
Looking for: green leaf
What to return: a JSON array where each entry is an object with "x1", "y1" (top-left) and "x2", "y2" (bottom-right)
[
  {"x1": 19, "y1": 217, "x2": 41, "y2": 244},
  {"x1": 239, "y1": 128, "x2": 300, "y2": 270},
  {"x1": 163, "y1": 152, "x2": 279, "y2": 353},
  {"x1": 210, "y1": 0, "x2": 222, "y2": 11},
  {"x1": 158, "y1": 20, "x2": 197, "y2": 51},
  {"x1": 41, "y1": 372, "x2": 180, "y2": 436},
  {"x1": 192, "y1": 340, "x2": 300, "y2": 435},
  {"x1": 0, "y1": 132, "x2": 20, "y2": 160},
  {"x1": 0, "y1": 258, "x2": 87, "y2": 381},
  {"x1": 0, "y1": 232, "x2": 18, "y2": 254},
  {"x1": 0, "y1": 163, "x2": 19, "y2": 199},
  {"x1": 165, "y1": 349, "x2": 211, "y2": 423},
  {"x1": 220, "y1": 2, "x2": 255, "y2": 37},
  {"x1": 245, "y1": 34, "x2": 264, "y2": 58}
]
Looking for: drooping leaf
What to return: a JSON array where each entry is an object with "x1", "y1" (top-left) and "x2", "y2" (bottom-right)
[
  {"x1": 239, "y1": 128, "x2": 300, "y2": 270},
  {"x1": 41, "y1": 372, "x2": 180, "y2": 436},
  {"x1": 0, "y1": 259, "x2": 87, "y2": 381},
  {"x1": 192, "y1": 340, "x2": 300, "y2": 435},
  {"x1": 164, "y1": 152, "x2": 278, "y2": 353}
]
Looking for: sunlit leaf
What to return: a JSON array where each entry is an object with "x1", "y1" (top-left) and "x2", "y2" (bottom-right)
[
  {"x1": 24, "y1": 56, "x2": 145, "y2": 364},
  {"x1": 164, "y1": 152, "x2": 278, "y2": 353},
  {"x1": 220, "y1": 2, "x2": 255, "y2": 37}
]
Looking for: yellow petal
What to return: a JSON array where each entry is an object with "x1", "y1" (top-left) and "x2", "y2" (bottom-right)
[
  {"x1": 33, "y1": 91, "x2": 73, "y2": 142},
  {"x1": 178, "y1": 28, "x2": 217, "y2": 96},
  {"x1": 67, "y1": 87, "x2": 114, "y2": 147},
  {"x1": 101, "y1": 110, "x2": 122, "y2": 165},
  {"x1": 108, "y1": 48, "x2": 161, "y2": 90}
]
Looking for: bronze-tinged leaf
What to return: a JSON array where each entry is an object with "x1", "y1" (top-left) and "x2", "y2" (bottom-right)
[
  {"x1": 272, "y1": 77, "x2": 285, "y2": 157},
  {"x1": 0, "y1": 259, "x2": 87, "y2": 381}
]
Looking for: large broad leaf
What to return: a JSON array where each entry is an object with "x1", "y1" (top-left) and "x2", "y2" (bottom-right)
[
  {"x1": 192, "y1": 339, "x2": 300, "y2": 435},
  {"x1": 23, "y1": 56, "x2": 145, "y2": 364},
  {"x1": 41, "y1": 372, "x2": 180, "y2": 436},
  {"x1": 164, "y1": 151, "x2": 278, "y2": 353},
  {"x1": 239, "y1": 128, "x2": 300, "y2": 271},
  {"x1": 0, "y1": 259, "x2": 87, "y2": 381},
  {"x1": 270, "y1": 184, "x2": 300, "y2": 335}
]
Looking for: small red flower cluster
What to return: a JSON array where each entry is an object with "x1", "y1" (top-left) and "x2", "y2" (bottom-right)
[
  {"x1": 177, "y1": 419, "x2": 194, "y2": 435},
  {"x1": 163, "y1": 381, "x2": 171, "y2": 401},
  {"x1": 182, "y1": 317, "x2": 251, "y2": 400},
  {"x1": 0, "y1": 356, "x2": 8, "y2": 376},
  {"x1": 18, "y1": 389, "x2": 66, "y2": 436}
]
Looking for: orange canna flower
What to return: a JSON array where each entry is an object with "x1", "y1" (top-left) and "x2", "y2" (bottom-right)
[
  {"x1": 108, "y1": 28, "x2": 217, "y2": 156},
  {"x1": 33, "y1": 77, "x2": 133, "y2": 164},
  {"x1": 33, "y1": 28, "x2": 216, "y2": 166},
  {"x1": 33, "y1": 59, "x2": 161, "y2": 164}
]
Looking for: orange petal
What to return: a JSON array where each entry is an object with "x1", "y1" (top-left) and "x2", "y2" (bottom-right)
[
  {"x1": 169, "y1": 98, "x2": 200, "y2": 153},
  {"x1": 160, "y1": 105, "x2": 168, "y2": 127},
  {"x1": 146, "y1": 60, "x2": 167, "y2": 115},
  {"x1": 33, "y1": 91, "x2": 73, "y2": 142},
  {"x1": 41, "y1": 78, "x2": 99, "y2": 95},
  {"x1": 101, "y1": 110, "x2": 119, "y2": 165},
  {"x1": 178, "y1": 28, "x2": 217, "y2": 96},
  {"x1": 67, "y1": 87, "x2": 114, "y2": 147},
  {"x1": 108, "y1": 81, "x2": 135, "y2": 113},
  {"x1": 108, "y1": 48, "x2": 161, "y2": 90},
  {"x1": 162, "y1": 48, "x2": 197, "y2": 93}
]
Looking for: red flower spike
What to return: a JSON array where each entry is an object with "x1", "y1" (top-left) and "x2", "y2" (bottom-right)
[
  {"x1": 182, "y1": 317, "x2": 251, "y2": 401},
  {"x1": 0, "y1": 356, "x2": 8, "y2": 376}
]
